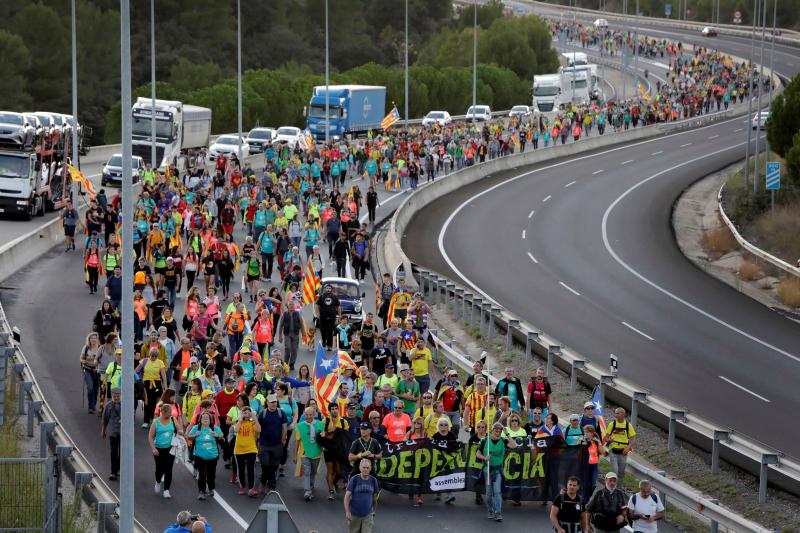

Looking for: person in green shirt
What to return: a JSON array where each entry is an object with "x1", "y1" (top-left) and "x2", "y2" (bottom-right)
[
  {"x1": 294, "y1": 407, "x2": 325, "y2": 501},
  {"x1": 477, "y1": 422, "x2": 517, "y2": 522},
  {"x1": 395, "y1": 365, "x2": 420, "y2": 416}
]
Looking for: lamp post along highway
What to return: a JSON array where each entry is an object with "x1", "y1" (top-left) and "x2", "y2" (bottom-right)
[
  {"x1": 753, "y1": 0, "x2": 768, "y2": 193},
  {"x1": 325, "y1": 0, "x2": 329, "y2": 145},
  {"x1": 236, "y1": 0, "x2": 243, "y2": 162},
  {"x1": 119, "y1": 0, "x2": 135, "y2": 531},
  {"x1": 765, "y1": 0, "x2": 777, "y2": 203},
  {"x1": 70, "y1": 0, "x2": 78, "y2": 200},
  {"x1": 634, "y1": 0, "x2": 640, "y2": 103},
  {"x1": 472, "y1": 0, "x2": 477, "y2": 114},
  {"x1": 404, "y1": 0, "x2": 409, "y2": 130},
  {"x1": 744, "y1": 0, "x2": 759, "y2": 191},
  {"x1": 150, "y1": 0, "x2": 156, "y2": 169}
]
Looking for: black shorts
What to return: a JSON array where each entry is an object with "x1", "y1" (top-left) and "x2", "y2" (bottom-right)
[
  {"x1": 247, "y1": 273, "x2": 260, "y2": 282},
  {"x1": 155, "y1": 267, "x2": 166, "y2": 276},
  {"x1": 64, "y1": 225, "x2": 76, "y2": 237}
]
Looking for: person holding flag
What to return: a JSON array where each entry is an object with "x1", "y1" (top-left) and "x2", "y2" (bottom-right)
[
  {"x1": 380, "y1": 105, "x2": 400, "y2": 131},
  {"x1": 476, "y1": 422, "x2": 517, "y2": 522}
]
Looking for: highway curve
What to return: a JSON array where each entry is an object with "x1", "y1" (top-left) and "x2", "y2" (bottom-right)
[{"x1": 406, "y1": 22, "x2": 800, "y2": 458}]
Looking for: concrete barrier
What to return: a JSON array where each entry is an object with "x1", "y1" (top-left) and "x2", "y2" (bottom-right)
[{"x1": 0, "y1": 214, "x2": 70, "y2": 284}]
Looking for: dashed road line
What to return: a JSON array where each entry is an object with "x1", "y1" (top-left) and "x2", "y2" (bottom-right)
[
  {"x1": 527, "y1": 252, "x2": 538, "y2": 264},
  {"x1": 680, "y1": 143, "x2": 692, "y2": 148},
  {"x1": 592, "y1": 169, "x2": 604, "y2": 175},
  {"x1": 565, "y1": 180, "x2": 576, "y2": 188},
  {"x1": 651, "y1": 150, "x2": 664, "y2": 156},
  {"x1": 621, "y1": 159, "x2": 634, "y2": 165},
  {"x1": 622, "y1": 321, "x2": 655, "y2": 341},
  {"x1": 522, "y1": 230, "x2": 526, "y2": 239},
  {"x1": 734, "y1": 128, "x2": 744, "y2": 132},
  {"x1": 559, "y1": 281, "x2": 581, "y2": 296},
  {"x1": 719, "y1": 376, "x2": 771, "y2": 402},
  {"x1": 708, "y1": 134, "x2": 719, "y2": 140},
  {"x1": 542, "y1": 195, "x2": 551, "y2": 203},
  {"x1": 527, "y1": 209, "x2": 535, "y2": 219}
]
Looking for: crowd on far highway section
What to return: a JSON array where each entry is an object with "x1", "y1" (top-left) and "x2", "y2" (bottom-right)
[{"x1": 56, "y1": 23, "x2": 762, "y2": 531}]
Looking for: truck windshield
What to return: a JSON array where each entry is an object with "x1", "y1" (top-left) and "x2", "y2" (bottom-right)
[
  {"x1": 308, "y1": 106, "x2": 340, "y2": 119},
  {"x1": 535, "y1": 86, "x2": 559, "y2": 96},
  {"x1": 0, "y1": 155, "x2": 30, "y2": 179},
  {"x1": 132, "y1": 116, "x2": 173, "y2": 139}
]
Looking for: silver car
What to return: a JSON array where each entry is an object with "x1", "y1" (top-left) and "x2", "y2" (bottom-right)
[{"x1": 0, "y1": 111, "x2": 35, "y2": 150}]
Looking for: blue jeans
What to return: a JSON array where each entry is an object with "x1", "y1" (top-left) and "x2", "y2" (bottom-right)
[
  {"x1": 83, "y1": 368, "x2": 99, "y2": 410},
  {"x1": 485, "y1": 468, "x2": 502, "y2": 515},
  {"x1": 415, "y1": 376, "x2": 431, "y2": 395},
  {"x1": 165, "y1": 286, "x2": 176, "y2": 310}
]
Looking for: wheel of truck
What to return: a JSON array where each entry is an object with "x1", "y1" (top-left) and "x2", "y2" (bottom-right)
[
  {"x1": 45, "y1": 194, "x2": 55, "y2": 212},
  {"x1": 36, "y1": 195, "x2": 46, "y2": 216}
]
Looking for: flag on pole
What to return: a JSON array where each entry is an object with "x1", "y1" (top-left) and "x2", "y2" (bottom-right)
[
  {"x1": 375, "y1": 283, "x2": 381, "y2": 311},
  {"x1": 591, "y1": 386, "x2": 607, "y2": 437},
  {"x1": 65, "y1": 163, "x2": 96, "y2": 197},
  {"x1": 381, "y1": 106, "x2": 401, "y2": 130},
  {"x1": 337, "y1": 350, "x2": 359, "y2": 375},
  {"x1": 313, "y1": 342, "x2": 340, "y2": 417},
  {"x1": 302, "y1": 256, "x2": 321, "y2": 305}
]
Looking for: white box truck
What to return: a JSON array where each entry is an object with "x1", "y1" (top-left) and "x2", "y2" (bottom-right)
[
  {"x1": 561, "y1": 51, "x2": 588, "y2": 67},
  {"x1": 131, "y1": 98, "x2": 212, "y2": 172},
  {"x1": 533, "y1": 74, "x2": 563, "y2": 113},
  {"x1": 560, "y1": 69, "x2": 590, "y2": 106}
]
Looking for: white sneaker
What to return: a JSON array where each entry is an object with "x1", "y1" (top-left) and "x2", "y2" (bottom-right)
[
  {"x1": 154, "y1": 482, "x2": 161, "y2": 494},
  {"x1": 162, "y1": 490, "x2": 171, "y2": 499},
  {"x1": 141, "y1": 422, "x2": 148, "y2": 429}
]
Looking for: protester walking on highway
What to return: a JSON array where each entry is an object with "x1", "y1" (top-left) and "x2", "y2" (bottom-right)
[
  {"x1": 605, "y1": 407, "x2": 636, "y2": 481},
  {"x1": 187, "y1": 411, "x2": 224, "y2": 500},
  {"x1": 586, "y1": 472, "x2": 628, "y2": 533},
  {"x1": 344, "y1": 458, "x2": 380, "y2": 533},
  {"x1": 550, "y1": 476, "x2": 589, "y2": 533},
  {"x1": 100, "y1": 387, "x2": 121, "y2": 481},
  {"x1": 80, "y1": 332, "x2": 102, "y2": 414},
  {"x1": 295, "y1": 406, "x2": 325, "y2": 501},
  {"x1": 627, "y1": 480, "x2": 665, "y2": 533},
  {"x1": 257, "y1": 394, "x2": 288, "y2": 493},
  {"x1": 233, "y1": 405, "x2": 260, "y2": 496},
  {"x1": 149, "y1": 403, "x2": 182, "y2": 499},
  {"x1": 476, "y1": 422, "x2": 516, "y2": 522},
  {"x1": 163, "y1": 510, "x2": 212, "y2": 533}
]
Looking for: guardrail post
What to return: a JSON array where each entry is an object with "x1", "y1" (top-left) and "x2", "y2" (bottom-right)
[
  {"x1": 463, "y1": 293, "x2": 472, "y2": 325},
  {"x1": 74, "y1": 471, "x2": 94, "y2": 496},
  {"x1": 418, "y1": 270, "x2": 429, "y2": 297},
  {"x1": 446, "y1": 283, "x2": 455, "y2": 315},
  {"x1": 40, "y1": 421, "x2": 56, "y2": 458},
  {"x1": 630, "y1": 391, "x2": 648, "y2": 429},
  {"x1": 488, "y1": 307, "x2": 501, "y2": 341},
  {"x1": 481, "y1": 302, "x2": 491, "y2": 336},
  {"x1": 569, "y1": 360, "x2": 586, "y2": 395},
  {"x1": 27, "y1": 399, "x2": 43, "y2": 437},
  {"x1": 667, "y1": 410, "x2": 686, "y2": 451},
  {"x1": 429, "y1": 329, "x2": 439, "y2": 363},
  {"x1": 759, "y1": 454, "x2": 779, "y2": 503},
  {"x1": 18, "y1": 380, "x2": 32, "y2": 415},
  {"x1": 598, "y1": 375, "x2": 614, "y2": 411},
  {"x1": 655, "y1": 470, "x2": 667, "y2": 512},
  {"x1": 709, "y1": 498, "x2": 719, "y2": 533},
  {"x1": 426, "y1": 273, "x2": 435, "y2": 303},
  {"x1": 711, "y1": 430, "x2": 729, "y2": 474},
  {"x1": 471, "y1": 297, "x2": 482, "y2": 330},
  {"x1": 525, "y1": 331, "x2": 539, "y2": 360},
  {"x1": 13, "y1": 362, "x2": 25, "y2": 388},
  {"x1": 0, "y1": 348, "x2": 6, "y2": 427},
  {"x1": 506, "y1": 319, "x2": 519, "y2": 352},
  {"x1": 454, "y1": 288, "x2": 463, "y2": 320},
  {"x1": 546, "y1": 345, "x2": 560, "y2": 379},
  {"x1": 430, "y1": 276, "x2": 439, "y2": 307},
  {"x1": 96, "y1": 501, "x2": 117, "y2": 533}
]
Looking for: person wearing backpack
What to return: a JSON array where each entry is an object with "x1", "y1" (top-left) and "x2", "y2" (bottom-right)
[
  {"x1": 434, "y1": 369, "x2": 464, "y2": 435},
  {"x1": 627, "y1": 480, "x2": 665, "y2": 533},
  {"x1": 586, "y1": 472, "x2": 628, "y2": 532},
  {"x1": 604, "y1": 407, "x2": 636, "y2": 481}
]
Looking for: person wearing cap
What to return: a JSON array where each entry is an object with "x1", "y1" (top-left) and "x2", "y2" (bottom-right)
[
  {"x1": 550, "y1": 476, "x2": 589, "y2": 533},
  {"x1": 343, "y1": 403, "x2": 361, "y2": 437},
  {"x1": 476, "y1": 422, "x2": 517, "y2": 522},
  {"x1": 395, "y1": 364, "x2": 420, "y2": 416},
  {"x1": 101, "y1": 387, "x2": 122, "y2": 481},
  {"x1": 181, "y1": 356, "x2": 204, "y2": 389},
  {"x1": 565, "y1": 414, "x2": 586, "y2": 446},
  {"x1": 375, "y1": 363, "x2": 398, "y2": 391},
  {"x1": 103, "y1": 347, "x2": 123, "y2": 393},
  {"x1": 294, "y1": 407, "x2": 325, "y2": 501},
  {"x1": 348, "y1": 422, "x2": 383, "y2": 471},
  {"x1": 256, "y1": 393, "x2": 288, "y2": 493},
  {"x1": 435, "y1": 369, "x2": 464, "y2": 435},
  {"x1": 586, "y1": 471, "x2": 627, "y2": 532},
  {"x1": 580, "y1": 401, "x2": 603, "y2": 436}
]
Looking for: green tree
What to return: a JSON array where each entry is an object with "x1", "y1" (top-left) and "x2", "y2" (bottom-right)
[
  {"x1": 786, "y1": 132, "x2": 800, "y2": 190},
  {"x1": 0, "y1": 30, "x2": 32, "y2": 109},
  {"x1": 767, "y1": 74, "x2": 800, "y2": 158},
  {"x1": 169, "y1": 58, "x2": 223, "y2": 93}
]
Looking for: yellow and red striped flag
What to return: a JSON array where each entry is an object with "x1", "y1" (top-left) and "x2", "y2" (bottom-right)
[
  {"x1": 338, "y1": 350, "x2": 359, "y2": 375},
  {"x1": 381, "y1": 106, "x2": 401, "y2": 130},
  {"x1": 65, "y1": 163, "x2": 96, "y2": 197},
  {"x1": 302, "y1": 256, "x2": 321, "y2": 305},
  {"x1": 313, "y1": 343, "x2": 340, "y2": 417}
]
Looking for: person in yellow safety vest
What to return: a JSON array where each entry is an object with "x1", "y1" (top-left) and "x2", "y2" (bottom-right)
[
  {"x1": 102, "y1": 244, "x2": 120, "y2": 279},
  {"x1": 141, "y1": 163, "x2": 156, "y2": 187}
]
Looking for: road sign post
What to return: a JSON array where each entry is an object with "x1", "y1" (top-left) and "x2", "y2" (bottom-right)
[{"x1": 766, "y1": 161, "x2": 780, "y2": 211}]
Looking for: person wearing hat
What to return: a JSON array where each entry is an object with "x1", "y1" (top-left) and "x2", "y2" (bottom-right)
[
  {"x1": 101, "y1": 387, "x2": 122, "y2": 481},
  {"x1": 347, "y1": 422, "x2": 383, "y2": 471},
  {"x1": 586, "y1": 472, "x2": 628, "y2": 532},
  {"x1": 580, "y1": 401, "x2": 603, "y2": 436},
  {"x1": 294, "y1": 407, "x2": 325, "y2": 501},
  {"x1": 564, "y1": 414, "x2": 585, "y2": 446},
  {"x1": 434, "y1": 369, "x2": 464, "y2": 435},
  {"x1": 256, "y1": 394, "x2": 288, "y2": 493}
]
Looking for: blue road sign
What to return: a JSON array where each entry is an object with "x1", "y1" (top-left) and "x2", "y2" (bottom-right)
[
  {"x1": 665, "y1": 3, "x2": 672, "y2": 16},
  {"x1": 766, "y1": 162, "x2": 781, "y2": 190}
]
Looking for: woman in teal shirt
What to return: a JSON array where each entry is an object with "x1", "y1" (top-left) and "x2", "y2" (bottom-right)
[
  {"x1": 275, "y1": 382, "x2": 298, "y2": 477},
  {"x1": 187, "y1": 412, "x2": 224, "y2": 499},
  {"x1": 303, "y1": 223, "x2": 321, "y2": 259},
  {"x1": 148, "y1": 403, "x2": 181, "y2": 499}
]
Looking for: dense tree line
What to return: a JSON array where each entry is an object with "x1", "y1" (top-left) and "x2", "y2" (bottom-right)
[
  {"x1": 768, "y1": 74, "x2": 800, "y2": 191},
  {"x1": 0, "y1": 0, "x2": 559, "y2": 144}
]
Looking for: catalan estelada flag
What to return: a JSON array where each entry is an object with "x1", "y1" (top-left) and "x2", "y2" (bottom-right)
[
  {"x1": 381, "y1": 106, "x2": 401, "y2": 130},
  {"x1": 337, "y1": 350, "x2": 359, "y2": 375},
  {"x1": 65, "y1": 163, "x2": 95, "y2": 197},
  {"x1": 313, "y1": 342, "x2": 340, "y2": 417},
  {"x1": 302, "y1": 256, "x2": 321, "y2": 305}
]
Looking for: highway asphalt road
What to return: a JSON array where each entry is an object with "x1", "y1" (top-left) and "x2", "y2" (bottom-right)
[{"x1": 405, "y1": 22, "x2": 800, "y2": 459}]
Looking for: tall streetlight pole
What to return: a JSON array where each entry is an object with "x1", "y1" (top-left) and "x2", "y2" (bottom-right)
[
  {"x1": 150, "y1": 0, "x2": 156, "y2": 169},
  {"x1": 744, "y1": 0, "x2": 759, "y2": 191},
  {"x1": 119, "y1": 0, "x2": 135, "y2": 531},
  {"x1": 472, "y1": 0, "x2": 477, "y2": 114},
  {"x1": 404, "y1": 0, "x2": 409, "y2": 130},
  {"x1": 236, "y1": 0, "x2": 243, "y2": 162},
  {"x1": 766, "y1": 0, "x2": 777, "y2": 208},
  {"x1": 70, "y1": 0, "x2": 79, "y2": 199},
  {"x1": 753, "y1": 0, "x2": 767, "y2": 193},
  {"x1": 325, "y1": 0, "x2": 329, "y2": 146},
  {"x1": 622, "y1": 0, "x2": 628, "y2": 101},
  {"x1": 634, "y1": 0, "x2": 640, "y2": 102}
]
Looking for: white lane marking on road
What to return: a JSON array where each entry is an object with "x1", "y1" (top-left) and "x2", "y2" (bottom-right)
[
  {"x1": 527, "y1": 252, "x2": 538, "y2": 264},
  {"x1": 542, "y1": 195, "x2": 552, "y2": 203},
  {"x1": 528, "y1": 209, "x2": 535, "y2": 219},
  {"x1": 522, "y1": 230, "x2": 526, "y2": 239},
  {"x1": 719, "y1": 376, "x2": 771, "y2": 402},
  {"x1": 708, "y1": 135, "x2": 719, "y2": 140},
  {"x1": 565, "y1": 180, "x2": 576, "y2": 188},
  {"x1": 592, "y1": 169, "x2": 604, "y2": 175},
  {"x1": 602, "y1": 141, "x2": 800, "y2": 365},
  {"x1": 680, "y1": 143, "x2": 692, "y2": 147},
  {"x1": 622, "y1": 321, "x2": 655, "y2": 341},
  {"x1": 438, "y1": 114, "x2": 748, "y2": 307},
  {"x1": 621, "y1": 160, "x2": 634, "y2": 165},
  {"x1": 179, "y1": 462, "x2": 249, "y2": 529},
  {"x1": 651, "y1": 150, "x2": 664, "y2": 156},
  {"x1": 734, "y1": 128, "x2": 744, "y2": 132},
  {"x1": 559, "y1": 281, "x2": 581, "y2": 296}
]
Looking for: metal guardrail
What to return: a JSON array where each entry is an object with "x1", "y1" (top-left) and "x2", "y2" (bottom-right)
[
  {"x1": 418, "y1": 274, "x2": 779, "y2": 533},
  {"x1": 718, "y1": 183, "x2": 800, "y2": 278},
  {"x1": 0, "y1": 305, "x2": 148, "y2": 533}
]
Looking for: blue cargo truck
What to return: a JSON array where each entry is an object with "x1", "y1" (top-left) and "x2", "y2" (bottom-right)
[{"x1": 305, "y1": 85, "x2": 386, "y2": 141}]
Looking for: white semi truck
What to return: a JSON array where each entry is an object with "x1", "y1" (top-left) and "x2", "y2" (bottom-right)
[
  {"x1": 560, "y1": 69, "x2": 591, "y2": 106},
  {"x1": 131, "y1": 98, "x2": 212, "y2": 172},
  {"x1": 532, "y1": 74, "x2": 563, "y2": 113}
]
